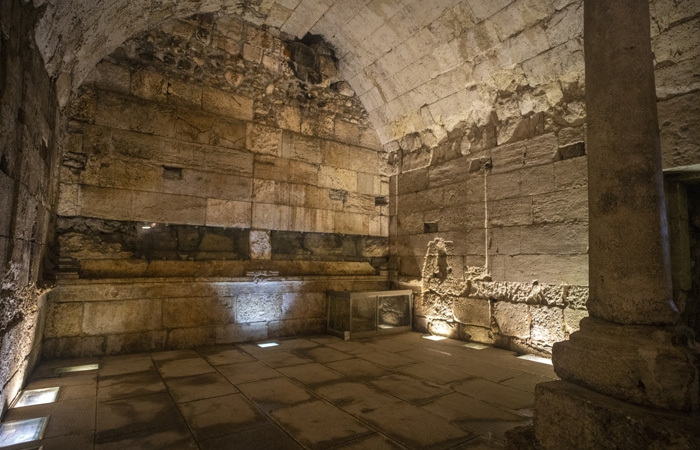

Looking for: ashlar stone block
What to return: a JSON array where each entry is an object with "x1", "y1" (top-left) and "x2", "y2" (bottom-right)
[
  {"x1": 492, "y1": 302, "x2": 530, "y2": 339},
  {"x1": 530, "y1": 305, "x2": 565, "y2": 347},
  {"x1": 44, "y1": 303, "x2": 83, "y2": 338},
  {"x1": 237, "y1": 293, "x2": 284, "y2": 323},
  {"x1": 202, "y1": 87, "x2": 254, "y2": 120},
  {"x1": 250, "y1": 230, "x2": 272, "y2": 260},
  {"x1": 453, "y1": 297, "x2": 491, "y2": 327},
  {"x1": 247, "y1": 123, "x2": 282, "y2": 156},
  {"x1": 206, "y1": 199, "x2": 252, "y2": 228},
  {"x1": 83, "y1": 299, "x2": 162, "y2": 335}
]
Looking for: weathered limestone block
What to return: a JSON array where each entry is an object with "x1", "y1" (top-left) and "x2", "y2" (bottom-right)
[
  {"x1": 205, "y1": 199, "x2": 252, "y2": 228},
  {"x1": 563, "y1": 284, "x2": 588, "y2": 309},
  {"x1": 420, "y1": 292, "x2": 453, "y2": 320},
  {"x1": 532, "y1": 188, "x2": 589, "y2": 224},
  {"x1": 166, "y1": 78, "x2": 203, "y2": 107},
  {"x1": 453, "y1": 297, "x2": 491, "y2": 327},
  {"x1": 282, "y1": 293, "x2": 326, "y2": 320},
  {"x1": 130, "y1": 70, "x2": 166, "y2": 102},
  {"x1": 252, "y1": 203, "x2": 292, "y2": 230},
  {"x1": 504, "y1": 254, "x2": 589, "y2": 286},
  {"x1": 398, "y1": 168, "x2": 429, "y2": 195},
  {"x1": 247, "y1": 123, "x2": 282, "y2": 156},
  {"x1": 281, "y1": 132, "x2": 321, "y2": 164},
  {"x1": 166, "y1": 327, "x2": 216, "y2": 350},
  {"x1": 43, "y1": 303, "x2": 82, "y2": 338},
  {"x1": 131, "y1": 191, "x2": 207, "y2": 225},
  {"x1": 106, "y1": 331, "x2": 168, "y2": 355},
  {"x1": 428, "y1": 319, "x2": 460, "y2": 339},
  {"x1": 41, "y1": 336, "x2": 105, "y2": 360},
  {"x1": 216, "y1": 323, "x2": 268, "y2": 344},
  {"x1": 83, "y1": 299, "x2": 162, "y2": 335},
  {"x1": 658, "y1": 91, "x2": 700, "y2": 168},
  {"x1": 563, "y1": 307, "x2": 588, "y2": 335},
  {"x1": 334, "y1": 212, "x2": 369, "y2": 235},
  {"x1": 488, "y1": 197, "x2": 533, "y2": 227},
  {"x1": 493, "y1": 302, "x2": 531, "y2": 339},
  {"x1": 530, "y1": 305, "x2": 566, "y2": 347},
  {"x1": 250, "y1": 230, "x2": 272, "y2": 260},
  {"x1": 163, "y1": 297, "x2": 235, "y2": 328},
  {"x1": 202, "y1": 87, "x2": 254, "y2": 120},
  {"x1": 459, "y1": 324, "x2": 494, "y2": 344},
  {"x1": 254, "y1": 155, "x2": 319, "y2": 185},
  {"x1": 80, "y1": 186, "x2": 133, "y2": 221},
  {"x1": 237, "y1": 293, "x2": 284, "y2": 323}
]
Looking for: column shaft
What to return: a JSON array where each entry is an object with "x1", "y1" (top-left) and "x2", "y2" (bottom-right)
[{"x1": 585, "y1": 0, "x2": 678, "y2": 325}]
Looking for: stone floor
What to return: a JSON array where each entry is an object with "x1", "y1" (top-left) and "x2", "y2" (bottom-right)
[{"x1": 1, "y1": 332, "x2": 557, "y2": 450}]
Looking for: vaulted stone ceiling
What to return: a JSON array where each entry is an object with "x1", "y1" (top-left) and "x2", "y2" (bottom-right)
[{"x1": 35, "y1": 0, "x2": 697, "y2": 146}]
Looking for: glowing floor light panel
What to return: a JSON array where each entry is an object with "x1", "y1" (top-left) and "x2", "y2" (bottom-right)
[
  {"x1": 463, "y1": 343, "x2": 489, "y2": 350},
  {"x1": 0, "y1": 417, "x2": 48, "y2": 447},
  {"x1": 54, "y1": 364, "x2": 99, "y2": 374},
  {"x1": 13, "y1": 387, "x2": 60, "y2": 408},
  {"x1": 422, "y1": 335, "x2": 446, "y2": 341},
  {"x1": 517, "y1": 354, "x2": 553, "y2": 365},
  {"x1": 257, "y1": 342, "x2": 279, "y2": 348}
]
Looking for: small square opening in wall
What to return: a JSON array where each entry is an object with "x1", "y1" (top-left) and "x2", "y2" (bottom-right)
[
  {"x1": 0, "y1": 417, "x2": 48, "y2": 447},
  {"x1": 424, "y1": 222, "x2": 438, "y2": 233},
  {"x1": 375, "y1": 196, "x2": 388, "y2": 206},
  {"x1": 13, "y1": 387, "x2": 60, "y2": 408}
]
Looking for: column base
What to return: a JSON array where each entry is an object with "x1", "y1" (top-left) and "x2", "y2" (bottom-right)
[
  {"x1": 504, "y1": 380, "x2": 700, "y2": 450},
  {"x1": 552, "y1": 317, "x2": 700, "y2": 411}
]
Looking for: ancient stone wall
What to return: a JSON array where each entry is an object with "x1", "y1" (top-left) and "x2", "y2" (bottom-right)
[
  {"x1": 56, "y1": 13, "x2": 391, "y2": 278},
  {"x1": 42, "y1": 275, "x2": 389, "y2": 359},
  {"x1": 42, "y1": 14, "x2": 393, "y2": 358},
  {"x1": 0, "y1": 1, "x2": 58, "y2": 417},
  {"x1": 387, "y1": 0, "x2": 700, "y2": 353}
]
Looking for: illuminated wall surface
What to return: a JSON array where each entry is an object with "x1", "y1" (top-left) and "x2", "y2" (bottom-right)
[{"x1": 1, "y1": 0, "x2": 699, "y2": 421}]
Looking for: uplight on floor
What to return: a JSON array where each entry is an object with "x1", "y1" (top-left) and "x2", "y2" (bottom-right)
[
  {"x1": 257, "y1": 342, "x2": 279, "y2": 348},
  {"x1": 0, "y1": 417, "x2": 48, "y2": 447},
  {"x1": 463, "y1": 343, "x2": 489, "y2": 350},
  {"x1": 13, "y1": 387, "x2": 59, "y2": 408},
  {"x1": 54, "y1": 364, "x2": 99, "y2": 374},
  {"x1": 422, "y1": 335, "x2": 446, "y2": 341},
  {"x1": 517, "y1": 354, "x2": 553, "y2": 365}
]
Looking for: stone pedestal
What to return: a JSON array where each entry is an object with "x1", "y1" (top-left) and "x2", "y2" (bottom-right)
[{"x1": 553, "y1": 318, "x2": 699, "y2": 412}]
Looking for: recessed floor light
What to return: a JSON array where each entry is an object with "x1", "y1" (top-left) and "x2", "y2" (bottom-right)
[
  {"x1": 13, "y1": 387, "x2": 60, "y2": 408},
  {"x1": 422, "y1": 335, "x2": 446, "y2": 341},
  {"x1": 517, "y1": 354, "x2": 553, "y2": 365},
  {"x1": 463, "y1": 343, "x2": 489, "y2": 350},
  {"x1": 0, "y1": 417, "x2": 48, "y2": 447},
  {"x1": 257, "y1": 342, "x2": 279, "y2": 348},
  {"x1": 377, "y1": 325, "x2": 394, "y2": 329},
  {"x1": 54, "y1": 364, "x2": 99, "y2": 374}
]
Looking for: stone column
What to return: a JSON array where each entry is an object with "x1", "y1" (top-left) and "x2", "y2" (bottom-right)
[
  {"x1": 584, "y1": 0, "x2": 678, "y2": 326},
  {"x1": 505, "y1": 1, "x2": 700, "y2": 448},
  {"x1": 548, "y1": 0, "x2": 700, "y2": 414}
]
